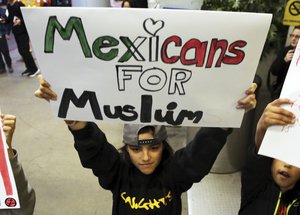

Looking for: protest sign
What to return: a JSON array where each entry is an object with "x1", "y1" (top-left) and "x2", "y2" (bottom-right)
[
  {"x1": 283, "y1": 0, "x2": 300, "y2": 26},
  {"x1": 259, "y1": 40, "x2": 300, "y2": 167},
  {"x1": 22, "y1": 7, "x2": 271, "y2": 127},
  {"x1": 0, "y1": 113, "x2": 20, "y2": 209}
]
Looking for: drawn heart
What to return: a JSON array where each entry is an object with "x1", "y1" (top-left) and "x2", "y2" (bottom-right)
[{"x1": 143, "y1": 18, "x2": 165, "y2": 36}]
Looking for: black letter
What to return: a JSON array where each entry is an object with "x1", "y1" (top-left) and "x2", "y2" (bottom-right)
[
  {"x1": 140, "y1": 95, "x2": 152, "y2": 123},
  {"x1": 155, "y1": 102, "x2": 203, "y2": 125},
  {"x1": 103, "y1": 105, "x2": 138, "y2": 121},
  {"x1": 58, "y1": 88, "x2": 102, "y2": 119}
]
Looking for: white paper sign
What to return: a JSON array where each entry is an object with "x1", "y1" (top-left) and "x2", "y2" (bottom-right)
[
  {"x1": 22, "y1": 7, "x2": 271, "y2": 127},
  {"x1": 259, "y1": 41, "x2": 300, "y2": 167},
  {"x1": 0, "y1": 114, "x2": 20, "y2": 209}
]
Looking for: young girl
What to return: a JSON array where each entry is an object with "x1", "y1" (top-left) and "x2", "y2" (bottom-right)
[
  {"x1": 35, "y1": 76, "x2": 257, "y2": 215},
  {"x1": 240, "y1": 98, "x2": 300, "y2": 215}
]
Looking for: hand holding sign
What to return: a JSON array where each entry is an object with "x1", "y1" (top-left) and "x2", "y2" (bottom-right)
[
  {"x1": 34, "y1": 75, "x2": 258, "y2": 125},
  {"x1": 255, "y1": 99, "x2": 296, "y2": 151},
  {"x1": 0, "y1": 113, "x2": 19, "y2": 209},
  {"x1": 258, "y1": 38, "x2": 300, "y2": 167},
  {"x1": 22, "y1": 8, "x2": 271, "y2": 127}
]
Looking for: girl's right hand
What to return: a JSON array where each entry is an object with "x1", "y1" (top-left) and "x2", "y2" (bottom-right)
[{"x1": 34, "y1": 75, "x2": 57, "y2": 102}]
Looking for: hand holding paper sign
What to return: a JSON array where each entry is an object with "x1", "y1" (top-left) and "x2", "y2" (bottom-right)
[
  {"x1": 0, "y1": 113, "x2": 20, "y2": 209},
  {"x1": 255, "y1": 98, "x2": 296, "y2": 151},
  {"x1": 22, "y1": 7, "x2": 271, "y2": 127},
  {"x1": 34, "y1": 76, "x2": 257, "y2": 215},
  {"x1": 240, "y1": 99, "x2": 300, "y2": 214},
  {"x1": 0, "y1": 114, "x2": 36, "y2": 211},
  {"x1": 258, "y1": 38, "x2": 300, "y2": 168}
]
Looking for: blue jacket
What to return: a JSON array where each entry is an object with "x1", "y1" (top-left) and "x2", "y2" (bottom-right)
[{"x1": 0, "y1": 8, "x2": 10, "y2": 37}]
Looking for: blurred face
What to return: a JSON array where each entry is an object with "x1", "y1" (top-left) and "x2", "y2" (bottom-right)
[
  {"x1": 8, "y1": 0, "x2": 15, "y2": 5},
  {"x1": 126, "y1": 131, "x2": 163, "y2": 175},
  {"x1": 123, "y1": 1, "x2": 131, "y2": 8},
  {"x1": 290, "y1": 29, "x2": 300, "y2": 48},
  {"x1": 271, "y1": 159, "x2": 300, "y2": 193}
]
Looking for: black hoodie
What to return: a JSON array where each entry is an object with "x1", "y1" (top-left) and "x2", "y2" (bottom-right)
[
  {"x1": 71, "y1": 122, "x2": 230, "y2": 215},
  {"x1": 240, "y1": 144, "x2": 300, "y2": 215}
]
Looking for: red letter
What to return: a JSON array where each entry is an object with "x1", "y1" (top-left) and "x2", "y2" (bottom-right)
[
  {"x1": 161, "y1": 36, "x2": 181, "y2": 64},
  {"x1": 223, "y1": 40, "x2": 246, "y2": 65},
  {"x1": 206, "y1": 39, "x2": 228, "y2": 68},
  {"x1": 180, "y1": 39, "x2": 207, "y2": 67}
]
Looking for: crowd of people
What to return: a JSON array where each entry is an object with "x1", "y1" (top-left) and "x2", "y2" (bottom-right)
[{"x1": 0, "y1": 0, "x2": 300, "y2": 215}]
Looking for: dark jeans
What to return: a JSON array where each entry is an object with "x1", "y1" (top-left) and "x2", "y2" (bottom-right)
[
  {"x1": 0, "y1": 36, "x2": 12, "y2": 69},
  {"x1": 14, "y1": 32, "x2": 38, "y2": 72}
]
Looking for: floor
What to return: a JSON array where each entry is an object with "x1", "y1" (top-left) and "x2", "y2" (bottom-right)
[{"x1": 0, "y1": 33, "x2": 272, "y2": 215}]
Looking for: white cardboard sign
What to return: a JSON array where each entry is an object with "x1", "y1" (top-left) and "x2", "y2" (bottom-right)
[
  {"x1": 259, "y1": 41, "x2": 300, "y2": 167},
  {"x1": 22, "y1": 7, "x2": 271, "y2": 127}
]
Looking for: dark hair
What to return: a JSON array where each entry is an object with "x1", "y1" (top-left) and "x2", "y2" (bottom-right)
[
  {"x1": 139, "y1": 125, "x2": 154, "y2": 134},
  {"x1": 121, "y1": 0, "x2": 148, "y2": 8}
]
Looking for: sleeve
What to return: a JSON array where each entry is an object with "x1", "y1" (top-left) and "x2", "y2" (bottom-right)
[
  {"x1": 169, "y1": 127, "x2": 231, "y2": 185},
  {"x1": 16, "y1": 2, "x2": 25, "y2": 21},
  {"x1": 269, "y1": 47, "x2": 291, "y2": 77},
  {"x1": 6, "y1": 6, "x2": 13, "y2": 27},
  {"x1": 8, "y1": 150, "x2": 36, "y2": 215},
  {"x1": 70, "y1": 122, "x2": 121, "y2": 190},
  {"x1": 239, "y1": 143, "x2": 273, "y2": 212},
  {"x1": 3, "y1": 10, "x2": 11, "y2": 35}
]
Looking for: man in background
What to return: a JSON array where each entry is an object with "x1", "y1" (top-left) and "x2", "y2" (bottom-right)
[
  {"x1": 0, "y1": 6, "x2": 13, "y2": 74},
  {"x1": 6, "y1": 0, "x2": 40, "y2": 78}
]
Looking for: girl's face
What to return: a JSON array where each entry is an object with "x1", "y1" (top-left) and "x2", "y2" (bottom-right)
[
  {"x1": 126, "y1": 131, "x2": 164, "y2": 175},
  {"x1": 272, "y1": 159, "x2": 300, "y2": 193}
]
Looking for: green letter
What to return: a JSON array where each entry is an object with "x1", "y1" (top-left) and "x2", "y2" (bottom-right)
[
  {"x1": 44, "y1": 16, "x2": 92, "y2": 57},
  {"x1": 92, "y1": 36, "x2": 119, "y2": 61}
]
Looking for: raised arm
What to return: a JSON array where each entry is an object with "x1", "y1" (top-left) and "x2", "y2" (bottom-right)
[
  {"x1": 239, "y1": 98, "x2": 296, "y2": 212},
  {"x1": 168, "y1": 83, "x2": 257, "y2": 186},
  {"x1": 1, "y1": 114, "x2": 36, "y2": 215}
]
